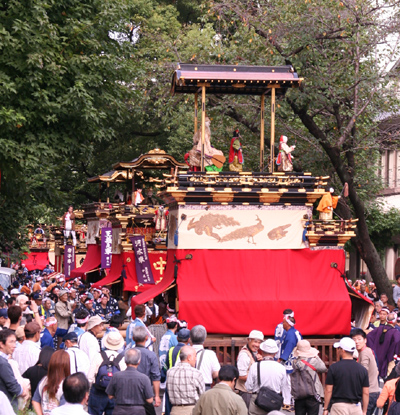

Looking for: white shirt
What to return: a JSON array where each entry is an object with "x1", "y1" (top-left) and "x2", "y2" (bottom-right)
[
  {"x1": 193, "y1": 345, "x2": 221, "y2": 384},
  {"x1": 12, "y1": 339, "x2": 41, "y2": 374},
  {"x1": 66, "y1": 347, "x2": 90, "y2": 376},
  {"x1": 0, "y1": 391, "x2": 16, "y2": 415},
  {"x1": 65, "y1": 213, "x2": 72, "y2": 231},
  {"x1": 51, "y1": 403, "x2": 87, "y2": 415},
  {"x1": 78, "y1": 331, "x2": 100, "y2": 362},
  {"x1": 245, "y1": 359, "x2": 290, "y2": 396},
  {"x1": 237, "y1": 349, "x2": 252, "y2": 377}
]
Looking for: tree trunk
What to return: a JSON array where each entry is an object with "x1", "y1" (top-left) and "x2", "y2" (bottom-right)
[{"x1": 290, "y1": 101, "x2": 393, "y2": 302}]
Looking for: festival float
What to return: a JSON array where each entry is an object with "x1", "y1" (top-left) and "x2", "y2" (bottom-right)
[{"x1": 63, "y1": 64, "x2": 373, "y2": 340}]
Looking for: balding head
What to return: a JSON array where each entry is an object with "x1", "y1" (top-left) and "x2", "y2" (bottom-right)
[
  {"x1": 179, "y1": 345, "x2": 197, "y2": 367},
  {"x1": 125, "y1": 348, "x2": 141, "y2": 366}
]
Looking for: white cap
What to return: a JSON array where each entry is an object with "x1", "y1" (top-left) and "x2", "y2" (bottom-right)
[
  {"x1": 10, "y1": 289, "x2": 20, "y2": 295},
  {"x1": 333, "y1": 337, "x2": 356, "y2": 353},
  {"x1": 248, "y1": 330, "x2": 264, "y2": 341},
  {"x1": 260, "y1": 339, "x2": 279, "y2": 354}
]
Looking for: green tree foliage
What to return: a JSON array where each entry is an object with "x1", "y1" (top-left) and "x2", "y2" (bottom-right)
[
  {"x1": 2, "y1": 0, "x2": 400, "y2": 301},
  {"x1": 0, "y1": 0, "x2": 180, "y2": 255}
]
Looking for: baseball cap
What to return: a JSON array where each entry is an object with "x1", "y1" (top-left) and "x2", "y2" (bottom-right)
[
  {"x1": 177, "y1": 328, "x2": 190, "y2": 342},
  {"x1": 10, "y1": 288, "x2": 20, "y2": 295},
  {"x1": 0, "y1": 309, "x2": 8, "y2": 318},
  {"x1": 63, "y1": 332, "x2": 78, "y2": 342},
  {"x1": 333, "y1": 337, "x2": 356, "y2": 353},
  {"x1": 24, "y1": 322, "x2": 41, "y2": 336},
  {"x1": 33, "y1": 293, "x2": 42, "y2": 300}
]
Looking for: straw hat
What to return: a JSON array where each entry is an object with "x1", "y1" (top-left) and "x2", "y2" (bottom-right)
[
  {"x1": 103, "y1": 331, "x2": 124, "y2": 351},
  {"x1": 293, "y1": 340, "x2": 319, "y2": 358}
]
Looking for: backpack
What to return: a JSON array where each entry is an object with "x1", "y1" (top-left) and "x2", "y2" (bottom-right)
[
  {"x1": 94, "y1": 351, "x2": 124, "y2": 390},
  {"x1": 290, "y1": 359, "x2": 319, "y2": 401}
]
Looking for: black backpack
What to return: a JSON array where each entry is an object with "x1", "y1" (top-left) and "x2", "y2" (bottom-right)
[{"x1": 94, "y1": 351, "x2": 124, "y2": 390}]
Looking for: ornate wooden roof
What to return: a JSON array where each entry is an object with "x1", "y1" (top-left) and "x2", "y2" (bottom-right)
[
  {"x1": 171, "y1": 63, "x2": 303, "y2": 96},
  {"x1": 113, "y1": 149, "x2": 188, "y2": 170},
  {"x1": 88, "y1": 170, "x2": 133, "y2": 183}
]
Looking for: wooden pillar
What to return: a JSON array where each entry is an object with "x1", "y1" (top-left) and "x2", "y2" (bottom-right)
[
  {"x1": 107, "y1": 182, "x2": 110, "y2": 203},
  {"x1": 131, "y1": 169, "x2": 135, "y2": 195},
  {"x1": 201, "y1": 85, "x2": 206, "y2": 171},
  {"x1": 194, "y1": 92, "x2": 198, "y2": 134},
  {"x1": 260, "y1": 94, "x2": 265, "y2": 172},
  {"x1": 270, "y1": 87, "x2": 276, "y2": 173},
  {"x1": 98, "y1": 183, "x2": 101, "y2": 203}
]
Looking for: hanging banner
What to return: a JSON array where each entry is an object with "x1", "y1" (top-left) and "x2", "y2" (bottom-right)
[
  {"x1": 63, "y1": 245, "x2": 76, "y2": 279},
  {"x1": 101, "y1": 227, "x2": 112, "y2": 269},
  {"x1": 168, "y1": 205, "x2": 311, "y2": 250},
  {"x1": 130, "y1": 236, "x2": 155, "y2": 284}
]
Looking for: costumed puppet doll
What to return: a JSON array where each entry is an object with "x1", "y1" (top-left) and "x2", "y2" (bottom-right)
[
  {"x1": 276, "y1": 135, "x2": 295, "y2": 172},
  {"x1": 228, "y1": 128, "x2": 244, "y2": 172},
  {"x1": 188, "y1": 117, "x2": 225, "y2": 171},
  {"x1": 133, "y1": 188, "x2": 144, "y2": 206},
  {"x1": 63, "y1": 205, "x2": 76, "y2": 246},
  {"x1": 317, "y1": 188, "x2": 340, "y2": 220},
  {"x1": 154, "y1": 206, "x2": 169, "y2": 231}
]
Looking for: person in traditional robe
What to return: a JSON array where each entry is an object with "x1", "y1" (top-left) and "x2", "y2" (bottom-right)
[
  {"x1": 276, "y1": 135, "x2": 295, "y2": 172},
  {"x1": 63, "y1": 206, "x2": 76, "y2": 246},
  {"x1": 133, "y1": 188, "x2": 144, "y2": 206},
  {"x1": 228, "y1": 129, "x2": 244, "y2": 172},
  {"x1": 188, "y1": 117, "x2": 224, "y2": 170},
  {"x1": 367, "y1": 313, "x2": 400, "y2": 378},
  {"x1": 317, "y1": 188, "x2": 340, "y2": 220}
]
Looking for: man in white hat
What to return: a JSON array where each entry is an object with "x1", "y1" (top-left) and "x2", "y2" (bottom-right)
[
  {"x1": 87, "y1": 330, "x2": 126, "y2": 415},
  {"x1": 78, "y1": 315, "x2": 104, "y2": 362},
  {"x1": 236, "y1": 330, "x2": 264, "y2": 408},
  {"x1": 323, "y1": 337, "x2": 369, "y2": 415},
  {"x1": 291, "y1": 340, "x2": 327, "y2": 415},
  {"x1": 245, "y1": 339, "x2": 290, "y2": 415}
]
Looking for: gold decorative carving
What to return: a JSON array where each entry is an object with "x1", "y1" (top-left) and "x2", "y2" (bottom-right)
[
  {"x1": 258, "y1": 193, "x2": 282, "y2": 203},
  {"x1": 211, "y1": 192, "x2": 234, "y2": 203}
]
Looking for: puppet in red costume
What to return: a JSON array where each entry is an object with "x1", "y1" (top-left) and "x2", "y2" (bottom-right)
[{"x1": 228, "y1": 129, "x2": 244, "y2": 172}]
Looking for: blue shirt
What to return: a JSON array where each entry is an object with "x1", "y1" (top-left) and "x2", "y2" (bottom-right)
[
  {"x1": 280, "y1": 327, "x2": 302, "y2": 373},
  {"x1": 73, "y1": 327, "x2": 85, "y2": 337},
  {"x1": 158, "y1": 330, "x2": 178, "y2": 370},
  {"x1": 40, "y1": 328, "x2": 55, "y2": 349},
  {"x1": 126, "y1": 318, "x2": 146, "y2": 348}
]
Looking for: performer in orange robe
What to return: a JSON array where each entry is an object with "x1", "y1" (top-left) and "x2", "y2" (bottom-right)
[{"x1": 317, "y1": 188, "x2": 340, "y2": 220}]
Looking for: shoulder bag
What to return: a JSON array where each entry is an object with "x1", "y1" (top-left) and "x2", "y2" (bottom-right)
[{"x1": 255, "y1": 361, "x2": 284, "y2": 412}]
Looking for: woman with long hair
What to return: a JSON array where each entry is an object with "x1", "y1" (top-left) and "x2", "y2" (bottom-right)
[
  {"x1": 32, "y1": 349, "x2": 70, "y2": 415},
  {"x1": 22, "y1": 346, "x2": 54, "y2": 409}
]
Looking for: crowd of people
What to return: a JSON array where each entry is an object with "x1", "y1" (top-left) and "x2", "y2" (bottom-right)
[{"x1": 3, "y1": 267, "x2": 400, "y2": 415}]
